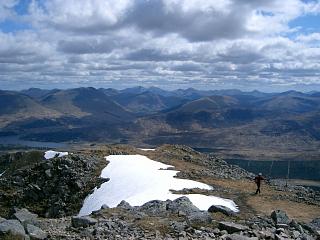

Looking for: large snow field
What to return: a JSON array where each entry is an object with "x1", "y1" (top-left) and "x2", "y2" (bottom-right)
[{"x1": 79, "y1": 155, "x2": 238, "y2": 216}]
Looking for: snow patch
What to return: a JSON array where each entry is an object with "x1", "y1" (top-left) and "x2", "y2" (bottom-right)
[
  {"x1": 139, "y1": 148, "x2": 156, "y2": 151},
  {"x1": 0, "y1": 171, "x2": 5, "y2": 177},
  {"x1": 44, "y1": 150, "x2": 68, "y2": 160},
  {"x1": 79, "y1": 155, "x2": 238, "y2": 216}
]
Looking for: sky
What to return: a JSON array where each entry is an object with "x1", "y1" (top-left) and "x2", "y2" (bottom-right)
[{"x1": 0, "y1": 0, "x2": 320, "y2": 91}]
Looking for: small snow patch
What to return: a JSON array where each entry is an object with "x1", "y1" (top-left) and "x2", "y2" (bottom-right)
[
  {"x1": 44, "y1": 150, "x2": 68, "y2": 160},
  {"x1": 139, "y1": 148, "x2": 156, "y2": 151}
]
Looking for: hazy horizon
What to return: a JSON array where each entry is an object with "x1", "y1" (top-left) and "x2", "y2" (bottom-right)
[{"x1": 1, "y1": 85, "x2": 320, "y2": 94}]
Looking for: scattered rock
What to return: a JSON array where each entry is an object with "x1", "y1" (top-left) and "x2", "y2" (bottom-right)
[
  {"x1": 26, "y1": 224, "x2": 47, "y2": 240},
  {"x1": 219, "y1": 221, "x2": 249, "y2": 233},
  {"x1": 0, "y1": 219, "x2": 26, "y2": 239},
  {"x1": 208, "y1": 205, "x2": 235, "y2": 216},
  {"x1": 226, "y1": 233, "x2": 256, "y2": 240},
  {"x1": 271, "y1": 210, "x2": 290, "y2": 224},
  {"x1": 310, "y1": 218, "x2": 320, "y2": 230},
  {"x1": 71, "y1": 215, "x2": 98, "y2": 228},
  {"x1": 186, "y1": 211, "x2": 212, "y2": 225},
  {"x1": 13, "y1": 208, "x2": 39, "y2": 227}
]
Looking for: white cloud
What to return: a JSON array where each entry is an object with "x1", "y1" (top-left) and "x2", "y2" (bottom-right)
[
  {"x1": 0, "y1": 0, "x2": 320, "y2": 91},
  {"x1": 297, "y1": 32, "x2": 320, "y2": 42}
]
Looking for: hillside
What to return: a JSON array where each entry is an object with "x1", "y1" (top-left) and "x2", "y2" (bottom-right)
[
  {"x1": 113, "y1": 91, "x2": 186, "y2": 114},
  {"x1": 0, "y1": 87, "x2": 320, "y2": 159},
  {"x1": 0, "y1": 145, "x2": 319, "y2": 239},
  {"x1": 0, "y1": 90, "x2": 62, "y2": 128}
]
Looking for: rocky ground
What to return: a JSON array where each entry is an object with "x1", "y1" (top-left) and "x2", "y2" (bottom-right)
[
  {"x1": 1, "y1": 198, "x2": 319, "y2": 239},
  {"x1": 0, "y1": 144, "x2": 319, "y2": 239},
  {"x1": 0, "y1": 151, "x2": 107, "y2": 218}
]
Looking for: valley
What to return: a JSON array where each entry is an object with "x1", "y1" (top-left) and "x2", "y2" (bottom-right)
[{"x1": 1, "y1": 87, "x2": 320, "y2": 162}]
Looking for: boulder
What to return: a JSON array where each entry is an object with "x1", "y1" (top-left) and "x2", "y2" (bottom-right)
[
  {"x1": 219, "y1": 222, "x2": 249, "y2": 234},
  {"x1": 290, "y1": 219, "x2": 303, "y2": 233},
  {"x1": 208, "y1": 205, "x2": 234, "y2": 216},
  {"x1": 139, "y1": 200, "x2": 168, "y2": 216},
  {"x1": 302, "y1": 218, "x2": 320, "y2": 237},
  {"x1": 166, "y1": 197, "x2": 199, "y2": 214},
  {"x1": 226, "y1": 233, "x2": 256, "y2": 240},
  {"x1": 117, "y1": 200, "x2": 132, "y2": 210},
  {"x1": 71, "y1": 216, "x2": 98, "y2": 228},
  {"x1": 13, "y1": 208, "x2": 39, "y2": 227},
  {"x1": 186, "y1": 211, "x2": 212, "y2": 226},
  {"x1": 311, "y1": 218, "x2": 320, "y2": 230},
  {"x1": 0, "y1": 219, "x2": 26, "y2": 239},
  {"x1": 271, "y1": 210, "x2": 290, "y2": 224},
  {"x1": 26, "y1": 224, "x2": 47, "y2": 240},
  {"x1": 101, "y1": 204, "x2": 109, "y2": 210}
]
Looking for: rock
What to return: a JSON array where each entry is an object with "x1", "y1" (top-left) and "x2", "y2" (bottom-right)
[
  {"x1": 275, "y1": 233, "x2": 285, "y2": 240},
  {"x1": 74, "y1": 180, "x2": 83, "y2": 190},
  {"x1": 117, "y1": 200, "x2": 132, "y2": 210},
  {"x1": 71, "y1": 216, "x2": 98, "y2": 228},
  {"x1": 178, "y1": 211, "x2": 187, "y2": 217},
  {"x1": 290, "y1": 219, "x2": 304, "y2": 233},
  {"x1": 292, "y1": 230, "x2": 300, "y2": 238},
  {"x1": 139, "y1": 200, "x2": 168, "y2": 216},
  {"x1": 101, "y1": 204, "x2": 109, "y2": 209},
  {"x1": 13, "y1": 208, "x2": 39, "y2": 227},
  {"x1": 258, "y1": 230, "x2": 274, "y2": 239},
  {"x1": 186, "y1": 211, "x2": 212, "y2": 226},
  {"x1": 276, "y1": 228, "x2": 285, "y2": 234},
  {"x1": 208, "y1": 205, "x2": 234, "y2": 216},
  {"x1": 276, "y1": 224, "x2": 289, "y2": 229},
  {"x1": 45, "y1": 169, "x2": 52, "y2": 178},
  {"x1": 26, "y1": 224, "x2": 47, "y2": 240},
  {"x1": 226, "y1": 233, "x2": 256, "y2": 240},
  {"x1": 311, "y1": 218, "x2": 320, "y2": 230},
  {"x1": 170, "y1": 221, "x2": 187, "y2": 232},
  {"x1": 212, "y1": 228, "x2": 220, "y2": 234},
  {"x1": 271, "y1": 210, "x2": 290, "y2": 224},
  {"x1": 300, "y1": 233, "x2": 315, "y2": 240},
  {"x1": 219, "y1": 222, "x2": 249, "y2": 234},
  {"x1": 0, "y1": 219, "x2": 26, "y2": 239},
  {"x1": 166, "y1": 197, "x2": 199, "y2": 214}
]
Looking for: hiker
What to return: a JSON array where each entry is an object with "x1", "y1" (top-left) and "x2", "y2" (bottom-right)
[{"x1": 254, "y1": 173, "x2": 265, "y2": 194}]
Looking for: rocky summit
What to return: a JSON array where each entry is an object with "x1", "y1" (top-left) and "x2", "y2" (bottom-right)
[
  {"x1": 0, "y1": 151, "x2": 107, "y2": 218},
  {"x1": 0, "y1": 144, "x2": 319, "y2": 239}
]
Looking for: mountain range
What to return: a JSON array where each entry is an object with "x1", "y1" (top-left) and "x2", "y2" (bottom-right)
[{"x1": 1, "y1": 87, "x2": 320, "y2": 160}]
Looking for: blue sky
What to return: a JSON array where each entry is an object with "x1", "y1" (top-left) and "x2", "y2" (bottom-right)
[{"x1": 0, "y1": 0, "x2": 320, "y2": 91}]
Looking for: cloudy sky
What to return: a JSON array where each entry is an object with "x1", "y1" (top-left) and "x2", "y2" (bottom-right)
[{"x1": 0, "y1": 0, "x2": 320, "y2": 91}]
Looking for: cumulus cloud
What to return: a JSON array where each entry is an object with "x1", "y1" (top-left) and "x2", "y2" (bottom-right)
[{"x1": 0, "y1": 0, "x2": 320, "y2": 91}]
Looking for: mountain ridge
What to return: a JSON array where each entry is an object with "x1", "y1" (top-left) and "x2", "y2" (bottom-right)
[{"x1": 0, "y1": 87, "x2": 319, "y2": 160}]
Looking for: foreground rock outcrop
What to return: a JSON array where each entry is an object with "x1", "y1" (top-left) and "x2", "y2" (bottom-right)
[
  {"x1": 0, "y1": 208, "x2": 47, "y2": 240},
  {"x1": 0, "y1": 151, "x2": 107, "y2": 218}
]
